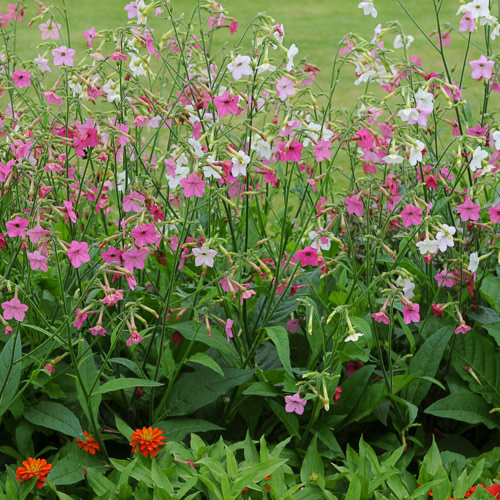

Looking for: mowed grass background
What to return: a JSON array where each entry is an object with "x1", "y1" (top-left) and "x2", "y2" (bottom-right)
[{"x1": 11, "y1": 0, "x2": 488, "y2": 114}]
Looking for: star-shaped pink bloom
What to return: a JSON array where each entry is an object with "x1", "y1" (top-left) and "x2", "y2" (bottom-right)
[
  {"x1": 42, "y1": 91, "x2": 63, "y2": 105},
  {"x1": 39, "y1": 19, "x2": 61, "y2": 40},
  {"x1": 12, "y1": 70, "x2": 31, "y2": 88},
  {"x1": 276, "y1": 76, "x2": 297, "y2": 100},
  {"x1": 459, "y1": 12, "x2": 476, "y2": 32},
  {"x1": 27, "y1": 251, "x2": 48, "y2": 272},
  {"x1": 345, "y1": 195, "x2": 364, "y2": 217},
  {"x1": 400, "y1": 204, "x2": 422, "y2": 227},
  {"x1": 52, "y1": 45, "x2": 75, "y2": 67},
  {"x1": 457, "y1": 199, "x2": 480, "y2": 221},
  {"x1": 213, "y1": 92, "x2": 240, "y2": 117},
  {"x1": 67, "y1": 240, "x2": 90, "y2": 268},
  {"x1": 83, "y1": 27, "x2": 96, "y2": 47},
  {"x1": 294, "y1": 247, "x2": 319, "y2": 267},
  {"x1": 279, "y1": 140, "x2": 303, "y2": 162},
  {"x1": 2, "y1": 297, "x2": 28, "y2": 322},
  {"x1": 131, "y1": 224, "x2": 156, "y2": 247},
  {"x1": 313, "y1": 139, "x2": 332, "y2": 162},
  {"x1": 27, "y1": 225, "x2": 49, "y2": 244},
  {"x1": 123, "y1": 191, "x2": 145, "y2": 212},
  {"x1": 179, "y1": 173, "x2": 206, "y2": 198},
  {"x1": 122, "y1": 247, "x2": 148, "y2": 270},
  {"x1": 470, "y1": 55, "x2": 494, "y2": 81},
  {"x1": 285, "y1": 392, "x2": 307, "y2": 415},
  {"x1": 489, "y1": 204, "x2": 500, "y2": 223},
  {"x1": 402, "y1": 302, "x2": 420, "y2": 324},
  {"x1": 5, "y1": 216, "x2": 29, "y2": 237}
]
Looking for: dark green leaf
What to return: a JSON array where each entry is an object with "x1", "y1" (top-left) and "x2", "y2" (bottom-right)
[
  {"x1": 265, "y1": 326, "x2": 293, "y2": 376},
  {"x1": 96, "y1": 378, "x2": 163, "y2": 395},
  {"x1": 25, "y1": 401, "x2": 84, "y2": 439}
]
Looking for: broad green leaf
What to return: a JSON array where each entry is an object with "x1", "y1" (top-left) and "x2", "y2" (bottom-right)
[
  {"x1": 301, "y1": 436, "x2": 324, "y2": 487},
  {"x1": 0, "y1": 334, "x2": 22, "y2": 417},
  {"x1": 480, "y1": 275, "x2": 500, "y2": 312},
  {"x1": 265, "y1": 326, "x2": 293, "y2": 376},
  {"x1": 25, "y1": 401, "x2": 84, "y2": 439},
  {"x1": 188, "y1": 352, "x2": 224, "y2": 377},
  {"x1": 154, "y1": 418, "x2": 224, "y2": 441},
  {"x1": 95, "y1": 377, "x2": 163, "y2": 395},
  {"x1": 404, "y1": 326, "x2": 453, "y2": 405},
  {"x1": 115, "y1": 415, "x2": 134, "y2": 440},
  {"x1": 76, "y1": 341, "x2": 101, "y2": 426},
  {"x1": 268, "y1": 399, "x2": 299, "y2": 438},
  {"x1": 425, "y1": 393, "x2": 500, "y2": 429},
  {"x1": 165, "y1": 368, "x2": 253, "y2": 416},
  {"x1": 48, "y1": 456, "x2": 85, "y2": 486},
  {"x1": 243, "y1": 382, "x2": 280, "y2": 397},
  {"x1": 86, "y1": 468, "x2": 115, "y2": 496}
]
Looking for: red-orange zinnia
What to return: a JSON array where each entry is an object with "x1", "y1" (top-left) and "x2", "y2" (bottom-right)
[
  {"x1": 76, "y1": 430, "x2": 101, "y2": 455},
  {"x1": 16, "y1": 457, "x2": 52, "y2": 488},
  {"x1": 129, "y1": 426, "x2": 166, "y2": 457}
]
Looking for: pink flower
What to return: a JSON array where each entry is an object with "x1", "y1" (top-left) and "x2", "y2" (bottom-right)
[
  {"x1": 402, "y1": 302, "x2": 420, "y2": 324},
  {"x1": 286, "y1": 318, "x2": 301, "y2": 333},
  {"x1": 279, "y1": 140, "x2": 303, "y2": 162},
  {"x1": 345, "y1": 195, "x2": 364, "y2": 217},
  {"x1": 122, "y1": 247, "x2": 148, "y2": 270},
  {"x1": 213, "y1": 92, "x2": 240, "y2": 117},
  {"x1": 126, "y1": 329, "x2": 144, "y2": 346},
  {"x1": 52, "y1": 45, "x2": 76, "y2": 67},
  {"x1": 294, "y1": 247, "x2": 319, "y2": 267},
  {"x1": 400, "y1": 204, "x2": 422, "y2": 227},
  {"x1": 131, "y1": 224, "x2": 156, "y2": 247},
  {"x1": 435, "y1": 269, "x2": 456, "y2": 288},
  {"x1": 225, "y1": 318, "x2": 234, "y2": 342},
  {"x1": 90, "y1": 325, "x2": 107, "y2": 336},
  {"x1": 489, "y1": 204, "x2": 500, "y2": 223},
  {"x1": 436, "y1": 32, "x2": 450, "y2": 47},
  {"x1": 44, "y1": 363, "x2": 55, "y2": 375},
  {"x1": 83, "y1": 27, "x2": 96, "y2": 47},
  {"x1": 39, "y1": 19, "x2": 61, "y2": 40},
  {"x1": 27, "y1": 225, "x2": 49, "y2": 244},
  {"x1": 101, "y1": 246, "x2": 123, "y2": 264},
  {"x1": 42, "y1": 91, "x2": 63, "y2": 105},
  {"x1": 123, "y1": 191, "x2": 145, "y2": 212},
  {"x1": 179, "y1": 173, "x2": 205, "y2": 198},
  {"x1": 124, "y1": 1, "x2": 138, "y2": 18},
  {"x1": 470, "y1": 55, "x2": 494, "y2": 81},
  {"x1": 276, "y1": 76, "x2": 297, "y2": 100},
  {"x1": 101, "y1": 289, "x2": 124, "y2": 306},
  {"x1": 457, "y1": 199, "x2": 480, "y2": 221},
  {"x1": 2, "y1": 297, "x2": 28, "y2": 322},
  {"x1": 455, "y1": 324, "x2": 471, "y2": 335},
  {"x1": 74, "y1": 308, "x2": 91, "y2": 329},
  {"x1": 192, "y1": 244, "x2": 217, "y2": 267},
  {"x1": 5, "y1": 216, "x2": 29, "y2": 237},
  {"x1": 371, "y1": 312, "x2": 390, "y2": 324},
  {"x1": 285, "y1": 392, "x2": 307, "y2": 415},
  {"x1": 313, "y1": 139, "x2": 332, "y2": 162},
  {"x1": 459, "y1": 12, "x2": 476, "y2": 32},
  {"x1": 12, "y1": 70, "x2": 31, "y2": 87},
  {"x1": 67, "y1": 240, "x2": 90, "y2": 268},
  {"x1": 27, "y1": 251, "x2": 48, "y2": 272}
]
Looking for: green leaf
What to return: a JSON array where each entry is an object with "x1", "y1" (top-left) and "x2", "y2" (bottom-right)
[
  {"x1": 154, "y1": 418, "x2": 224, "y2": 441},
  {"x1": 165, "y1": 368, "x2": 253, "y2": 416},
  {"x1": 188, "y1": 352, "x2": 224, "y2": 377},
  {"x1": 268, "y1": 399, "x2": 299, "y2": 438},
  {"x1": 25, "y1": 401, "x2": 84, "y2": 439},
  {"x1": 301, "y1": 436, "x2": 324, "y2": 486},
  {"x1": 95, "y1": 377, "x2": 163, "y2": 395},
  {"x1": 86, "y1": 468, "x2": 115, "y2": 496},
  {"x1": 0, "y1": 334, "x2": 22, "y2": 418},
  {"x1": 425, "y1": 392, "x2": 500, "y2": 429},
  {"x1": 243, "y1": 382, "x2": 280, "y2": 397},
  {"x1": 265, "y1": 326, "x2": 293, "y2": 376},
  {"x1": 115, "y1": 415, "x2": 134, "y2": 440},
  {"x1": 404, "y1": 326, "x2": 453, "y2": 405},
  {"x1": 480, "y1": 275, "x2": 500, "y2": 312},
  {"x1": 48, "y1": 456, "x2": 85, "y2": 486}
]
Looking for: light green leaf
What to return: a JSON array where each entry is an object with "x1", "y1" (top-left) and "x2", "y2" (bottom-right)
[
  {"x1": 188, "y1": 352, "x2": 224, "y2": 377},
  {"x1": 95, "y1": 378, "x2": 163, "y2": 395},
  {"x1": 265, "y1": 326, "x2": 293, "y2": 376}
]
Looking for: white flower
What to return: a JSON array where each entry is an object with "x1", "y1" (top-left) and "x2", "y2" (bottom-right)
[
  {"x1": 345, "y1": 331, "x2": 364, "y2": 342},
  {"x1": 286, "y1": 43, "x2": 298, "y2": 72},
  {"x1": 396, "y1": 277, "x2": 415, "y2": 300},
  {"x1": 470, "y1": 146, "x2": 488, "y2": 172},
  {"x1": 166, "y1": 165, "x2": 189, "y2": 189},
  {"x1": 227, "y1": 55, "x2": 252, "y2": 80},
  {"x1": 465, "y1": 0, "x2": 490, "y2": 19},
  {"x1": 409, "y1": 139, "x2": 425, "y2": 166},
  {"x1": 34, "y1": 55, "x2": 51, "y2": 72},
  {"x1": 188, "y1": 138, "x2": 204, "y2": 158},
  {"x1": 416, "y1": 238, "x2": 439, "y2": 255},
  {"x1": 491, "y1": 22, "x2": 500, "y2": 40},
  {"x1": 308, "y1": 230, "x2": 331, "y2": 251},
  {"x1": 384, "y1": 153, "x2": 404, "y2": 165},
  {"x1": 435, "y1": 224, "x2": 456, "y2": 252},
  {"x1": 492, "y1": 130, "x2": 500, "y2": 150},
  {"x1": 192, "y1": 244, "x2": 217, "y2": 267},
  {"x1": 479, "y1": 14, "x2": 496, "y2": 27},
  {"x1": 201, "y1": 155, "x2": 221, "y2": 179},
  {"x1": 252, "y1": 138, "x2": 272, "y2": 160},
  {"x1": 68, "y1": 75, "x2": 82, "y2": 96},
  {"x1": 257, "y1": 61, "x2": 276, "y2": 74},
  {"x1": 398, "y1": 108, "x2": 419, "y2": 123},
  {"x1": 129, "y1": 54, "x2": 145, "y2": 77},
  {"x1": 117, "y1": 170, "x2": 128, "y2": 192},
  {"x1": 394, "y1": 34, "x2": 414, "y2": 49},
  {"x1": 358, "y1": 1, "x2": 377, "y2": 18},
  {"x1": 103, "y1": 79, "x2": 121, "y2": 102},
  {"x1": 354, "y1": 69, "x2": 377, "y2": 86},
  {"x1": 415, "y1": 88, "x2": 434, "y2": 111},
  {"x1": 231, "y1": 151, "x2": 250, "y2": 177},
  {"x1": 468, "y1": 252, "x2": 479, "y2": 273},
  {"x1": 136, "y1": 0, "x2": 148, "y2": 24}
]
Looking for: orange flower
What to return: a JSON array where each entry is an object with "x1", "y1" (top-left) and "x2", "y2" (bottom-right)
[
  {"x1": 16, "y1": 457, "x2": 52, "y2": 489},
  {"x1": 76, "y1": 430, "x2": 101, "y2": 455},
  {"x1": 129, "y1": 426, "x2": 166, "y2": 457}
]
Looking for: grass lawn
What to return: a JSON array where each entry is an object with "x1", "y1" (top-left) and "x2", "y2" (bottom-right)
[{"x1": 11, "y1": 0, "x2": 486, "y2": 113}]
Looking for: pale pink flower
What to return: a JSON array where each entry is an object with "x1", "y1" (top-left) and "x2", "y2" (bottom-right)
[
  {"x1": 345, "y1": 195, "x2": 364, "y2": 217},
  {"x1": 39, "y1": 19, "x2": 61, "y2": 40},
  {"x1": 52, "y1": 45, "x2": 76, "y2": 67},
  {"x1": 402, "y1": 302, "x2": 420, "y2": 324},
  {"x1": 192, "y1": 244, "x2": 217, "y2": 267},
  {"x1": 123, "y1": 191, "x2": 145, "y2": 212},
  {"x1": 2, "y1": 297, "x2": 28, "y2": 322},
  {"x1": 371, "y1": 312, "x2": 390, "y2": 324},
  {"x1": 470, "y1": 55, "x2": 494, "y2": 80},
  {"x1": 27, "y1": 225, "x2": 49, "y2": 244},
  {"x1": 67, "y1": 240, "x2": 90, "y2": 268},
  {"x1": 124, "y1": 1, "x2": 138, "y2": 18},
  {"x1": 460, "y1": 12, "x2": 476, "y2": 32},
  {"x1": 179, "y1": 173, "x2": 205, "y2": 198},
  {"x1": 27, "y1": 251, "x2": 48, "y2": 272},
  {"x1": 225, "y1": 318, "x2": 234, "y2": 342},
  {"x1": 227, "y1": 55, "x2": 252, "y2": 80},
  {"x1": 122, "y1": 247, "x2": 148, "y2": 270},
  {"x1": 489, "y1": 204, "x2": 500, "y2": 223},
  {"x1": 313, "y1": 139, "x2": 332, "y2": 162},
  {"x1": 276, "y1": 76, "x2": 297, "y2": 100},
  {"x1": 285, "y1": 392, "x2": 307, "y2": 415},
  {"x1": 83, "y1": 27, "x2": 96, "y2": 47},
  {"x1": 42, "y1": 91, "x2": 63, "y2": 105}
]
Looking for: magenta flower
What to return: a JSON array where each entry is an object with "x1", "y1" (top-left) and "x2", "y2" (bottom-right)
[
  {"x1": 402, "y1": 302, "x2": 420, "y2": 324},
  {"x1": 371, "y1": 312, "x2": 390, "y2": 324},
  {"x1": 279, "y1": 140, "x2": 303, "y2": 162},
  {"x1": 123, "y1": 191, "x2": 145, "y2": 212},
  {"x1": 42, "y1": 91, "x2": 63, "y2": 105},
  {"x1": 90, "y1": 325, "x2": 107, "y2": 336},
  {"x1": 27, "y1": 251, "x2": 48, "y2": 272},
  {"x1": 101, "y1": 246, "x2": 123, "y2": 264},
  {"x1": 225, "y1": 318, "x2": 234, "y2": 342},
  {"x1": 457, "y1": 199, "x2": 480, "y2": 222},
  {"x1": 179, "y1": 173, "x2": 206, "y2": 198},
  {"x1": 313, "y1": 139, "x2": 332, "y2": 162},
  {"x1": 345, "y1": 195, "x2": 364, "y2": 217},
  {"x1": 12, "y1": 70, "x2": 31, "y2": 88},
  {"x1": 400, "y1": 204, "x2": 422, "y2": 227},
  {"x1": 52, "y1": 45, "x2": 75, "y2": 67},
  {"x1": 455, "y1": 324, "x2": 471, "y2": 335},
  {"x1": 285, "y1": 392, "x2": 307, "y2": 415},
  {"x1": 470, "y1": 55, "x2": 494, "y2": 81},
  {"x1": 83, "y1": 27, "x2": 97, "y2": 47},
  {"x1": 67, "y1": 240, "x2": 90, "y2": 268},
  {"x1": 5, "y1": 216, "x2": 29, "y2": 237},
  {"x1": 489, "y1": 204, "x2": 500, "y2": 223},
  {"x1": 122, "y1": 247, "x2": 148, "y2": 270},
  {"x1": 131, "y1": 224, "x2": 157, "y2": 247},
  {"x1": 2, "y1": 297, "x2": 28, "y2": 322},
  {"x1": 294, "y1": 247, "x2": 319, "y2": 267},
  {"x1": 213, "y1": 92, "x2": 240, "y2": 117}
]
